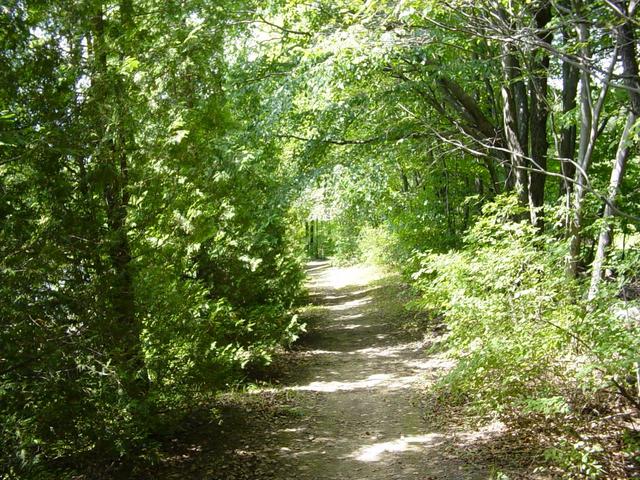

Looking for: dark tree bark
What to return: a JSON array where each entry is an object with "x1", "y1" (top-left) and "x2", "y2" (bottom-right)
[
  {"x1": 559, "y1": 24, "x2": 579, "y2": 195},
  {"x1": 527, "y1": 1, "x2": 552, "y2": 229}
]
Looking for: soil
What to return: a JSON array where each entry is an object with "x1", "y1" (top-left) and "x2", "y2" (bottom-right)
[{"x1": 155, "y1": 261, "x2": 520, "y2": 480}]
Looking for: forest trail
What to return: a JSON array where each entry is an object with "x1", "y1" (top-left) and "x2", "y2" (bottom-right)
[
  {"x1": 254, "y1": 261, "x2": 493, "y2": 479},
  {"x1": 159, "y1": 262, "x2": 509, "y2": 479}
]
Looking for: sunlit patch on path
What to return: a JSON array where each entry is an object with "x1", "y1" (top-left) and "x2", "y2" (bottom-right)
[
  {"x1": 350, "y1": 434, "x2": 445, "y2": 462},
  {"x1": 249, "y1": 261, "x2": 495, "y2": 479},
  {"x1": 159, "y1": 261, "x2": 503, "y2": 479}
]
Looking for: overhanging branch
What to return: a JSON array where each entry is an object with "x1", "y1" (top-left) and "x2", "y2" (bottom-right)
[{"x1": 276, "y1": 131, "x2": 429, "y2": 145}]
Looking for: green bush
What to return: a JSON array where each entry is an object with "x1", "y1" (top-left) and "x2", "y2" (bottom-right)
[{"x1": 410, "y1": 194, "x2": 640, "y2": 414}]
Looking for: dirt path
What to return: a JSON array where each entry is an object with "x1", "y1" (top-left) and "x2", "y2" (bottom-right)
[
  {"x1": 259, "y1": 261, "x2": 487, "y2": 479},
  {"x1": 158, "y1": 262, "x2": 510, "y2": 479}
]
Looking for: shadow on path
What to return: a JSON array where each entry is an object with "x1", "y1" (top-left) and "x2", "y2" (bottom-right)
[{"x1": 154, "y1": 262, "x2": 520, "y2": 480}]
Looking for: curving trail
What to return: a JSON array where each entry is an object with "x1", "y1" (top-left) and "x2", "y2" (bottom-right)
[
  {"x1": 252, "y1": 261, "x2": 494, "y2": 479},
  {"x1": 158, "y1": 262, "x2": 509, "y2": 479}
]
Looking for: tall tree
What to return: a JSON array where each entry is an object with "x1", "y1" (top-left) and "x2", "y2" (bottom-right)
[{"x1": 588, "y1": 0, "x2": 640, "y2": 298}]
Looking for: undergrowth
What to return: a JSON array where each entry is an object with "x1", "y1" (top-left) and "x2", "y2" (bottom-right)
[{"x1": 407, "y1": 195, "x2": 640, "y2": 478}]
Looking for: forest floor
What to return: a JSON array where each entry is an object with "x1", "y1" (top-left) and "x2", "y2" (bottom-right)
[{"x1": 154, "y1": 262, "x2": 535, "y2": 479}]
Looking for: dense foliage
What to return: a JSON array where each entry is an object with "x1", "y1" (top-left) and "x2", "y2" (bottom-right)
[
  {"x1": 2, "y1": 0, "x2": 640, "y2": 477},
  {"x1": 256, "y1": 0, "x2": 640, "y2": 475},
  {"x1": 1, "y1": 1, "x2": 304, "y2": 477}
]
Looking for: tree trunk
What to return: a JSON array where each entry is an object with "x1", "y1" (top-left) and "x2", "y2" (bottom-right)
[
  {"x1": 434, "y1": 75, "x2": 503, "y2": 194},
  {"x1": 588, "y1": 0, "x2": 640, "y2": 298},
  {"x1": 588, "y1": 112, "x2": 636, "y2": 299},
  {"x1": 527, "y1": 1, "x2": 552, "y2": 229},
  {"x1": 92, "y1": 2, "x2": 146, "y2": 400},
  {"x1": 501, "y1": 45, "x2": 529, "y2": 208},
  {"x1": 559, "y1": 27, "x2": 579, "y2": 195},
  {"x1": 558, "y1": 24, "x2": 579, "y2": 234},
  {"x1": 567, "y1": 5, "x2": 617, "y2": 276}
]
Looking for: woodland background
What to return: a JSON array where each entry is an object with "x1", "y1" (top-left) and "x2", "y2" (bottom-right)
[{"x1": 1, "y1": 0, "x2": 639, "y2": 477}]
